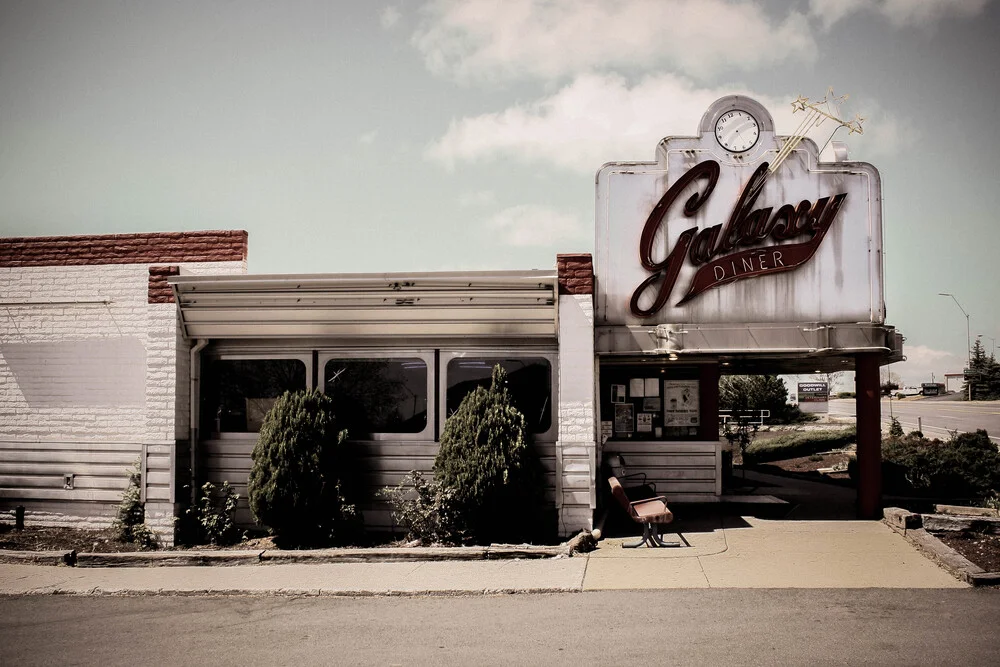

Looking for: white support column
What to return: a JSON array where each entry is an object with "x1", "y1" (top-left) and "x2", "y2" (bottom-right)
[{"x1": 556, "y1": 292, "x2": 596, "y2": 536}]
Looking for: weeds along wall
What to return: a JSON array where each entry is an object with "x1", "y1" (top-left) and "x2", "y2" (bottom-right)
[{"x1": 0, "y1": 232, "x2": 247, "y2": 544}]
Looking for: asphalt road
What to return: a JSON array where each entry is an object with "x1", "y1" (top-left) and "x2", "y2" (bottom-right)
[
  {"x1": 3, "y1": 590, "x2": 1000, "y2": 666},
  {"x1": 829, "y1": 398, "x2": 1000, "y2": 442}
]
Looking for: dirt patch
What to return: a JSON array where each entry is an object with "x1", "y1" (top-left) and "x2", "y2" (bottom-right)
[
  {"x1": 0, "y1": 523, "x2": 280, "y2": 552},
  {"x1": 735, "y1": 450, "x2": 853, "y2": 483},
  {"x1": 936, "y1": 532, "x2": 1000, "y2": 573},
  {"x1": 0, "y1": 524, "x2": 143, "y2": 553}
]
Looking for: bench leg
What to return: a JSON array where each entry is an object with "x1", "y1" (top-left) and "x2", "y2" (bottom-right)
[
  {"x1": 649, "y1": 523, "x2": 689, "y2": 548},
  {"x1": 623, "y1": 522, "x2": 656, "y2": 548}
]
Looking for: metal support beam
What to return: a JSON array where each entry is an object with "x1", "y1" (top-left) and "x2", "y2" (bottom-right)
[{"x1": 855, "y1": 353, "x2": 882, "y2": 519}]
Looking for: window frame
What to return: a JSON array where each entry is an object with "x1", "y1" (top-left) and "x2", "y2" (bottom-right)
[
  {"x1": 199, "y1": 353, "x2": 312, "y2": 438},
  {"x1": 317, "y1": 350, "x2": 435, "y2": 441},
  {"x1": 440, "y1": 350, "x2": 558, "y2": 442}
]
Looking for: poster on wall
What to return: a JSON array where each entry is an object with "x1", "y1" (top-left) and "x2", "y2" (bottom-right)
[
  {"x1": 629, "y1": 378, "x2": 645, "y2": 397},
  {"x1": 644, "y1": 378, "x2": 659, "y2": 396},
  {"x1": 601, "y1": 420, "x2": 613, "y2": 443},
  {"x1": 642, "y1": 396, "x2": 660, "y2": 412},
  {"x1": 663, "y1": 380, "x2": 700, "y2": 426},
  {"x1": 637, "y1": 413, "x2": 653, "y2": 432},
  {"x1": 614, "y1": 403, "x2": 634, "y2": 434},
  {"x1": 611, "y1": 384, "x2": 626, "y2": 403}
]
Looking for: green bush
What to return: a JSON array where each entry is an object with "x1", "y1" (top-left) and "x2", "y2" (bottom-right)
[
  {"x1": 744, "y1": 427, "x2": 857, "y2": 464},
  {"x1": 888, "y1": 417, "x2": 904, "y2": 438},
  {"x1": 189, "y1": 481, "x2": 241, "y2": 546},
  {"x1": 381, "y1": 471, "x2": 463, "y2": 545},
  {"x1": 112, "y1": 460, "x2": 157, "y2": 550},
  {"x1": 882, "y1": 429, "x2": 1000, "y2": 500},
  {"x1": 433, "y1": 365, "x2": 543, "y2": 544},
  {"x1": 248, "y1": 390, "x2": 359, "y2": 546}
]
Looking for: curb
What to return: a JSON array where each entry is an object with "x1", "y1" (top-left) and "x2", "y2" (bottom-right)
[
  {"x1": 882, "y1": 507, "x2": 998, "y2": 587},
  {"x1": 0, "y1": 549, "x2": 75, "y2": 566},
  {"x1": 4, "y1": 537, "x2": 586, "y2": 568}
]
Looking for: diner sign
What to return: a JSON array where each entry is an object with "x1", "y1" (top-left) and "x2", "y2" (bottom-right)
[{"x1": 595, "y1": 96, "x2": 883, "y2": 327}]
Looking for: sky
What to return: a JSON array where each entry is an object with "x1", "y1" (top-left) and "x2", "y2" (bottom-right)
[{"x1": 1, "y1": 0, "x2": 998, "y2": 387}]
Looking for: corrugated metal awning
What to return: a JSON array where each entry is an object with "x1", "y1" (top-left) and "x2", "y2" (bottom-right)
[{"x1": 169, "y1": 271, "x2": 558, "y2": 340}]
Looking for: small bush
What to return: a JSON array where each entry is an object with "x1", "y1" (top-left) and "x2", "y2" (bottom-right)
[
  {"x1": 882, "y1": 429, "x2": 1000, "y2": 500},
  {"x1": 744, "y1": 427, "x2": 857, "y2": 464},
  {"x1": 189, "y1": 481, "x2": 240, "y2": 546},
  {"x1": 112, "y1": 460, "x2": 157, "y2": 550},
  {"x1": 433, "y1": 365, "x2": 544, "y2": 544},
  {"x1": 381, "y1": 471, "x2": 463, "y2": 545},
  {"x1": 248, "y1": 389, "x2": 359, "y2": 546},
  {"x1": 888, "y1": 417, "x2": 904, "y2": 438}
]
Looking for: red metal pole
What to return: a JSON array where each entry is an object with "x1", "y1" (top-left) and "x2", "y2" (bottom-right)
[{"x1": 855, "y1": 353, "x2": 882, "y2": 519}]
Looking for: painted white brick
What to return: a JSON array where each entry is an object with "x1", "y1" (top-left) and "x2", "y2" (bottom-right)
[
  {"x1": 555, "y1": 293, "x2": 596, "y2": 535},
  {"x1": 1, "y1": 258, "x2": 245, "y2": 542}
]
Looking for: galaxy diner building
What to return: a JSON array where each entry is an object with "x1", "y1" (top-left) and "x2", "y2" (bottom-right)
[{"x1": 0, "y1": 97, "x2": 903, "y2": 543}]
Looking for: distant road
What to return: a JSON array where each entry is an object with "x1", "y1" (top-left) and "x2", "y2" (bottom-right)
[{"x1": 829, "y1": 398, "x2": 1000, "y2": 442}]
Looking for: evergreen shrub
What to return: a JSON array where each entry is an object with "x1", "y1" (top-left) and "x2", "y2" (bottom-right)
[
  {"x1": 880, "y1": 429, "x2": 1000, "y2": 500},
  {"x1": 433, "y1": 365, "x2": 543, "y2": 544},
  {"x1": 248, "y1": 389, "x2": 358, "y2": 546}
]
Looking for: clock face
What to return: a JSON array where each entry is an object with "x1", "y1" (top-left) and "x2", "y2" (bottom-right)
[{"x1": 714, "y1": 110, "x2": 760, "y2": 153}]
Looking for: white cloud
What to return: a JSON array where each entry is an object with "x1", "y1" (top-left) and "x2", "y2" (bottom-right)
[
  {"x1": 412, "y1": 0, "x2": 816, "y2": 82},
  {"x1": 483, "y1": 204, "x2": 587, "y2": 246},
  {"x1": 426, "y1": 73, "x2": 908, "y2": 172},
  {"x1": 358, "y1": 129, "x2": 378, "y2": 145},
  {"x1": 457, "y1": 189, "x2": 496, "y2": 207},
  {"x1": 380, "y1": 6, "x2": 402, "y2": 29},
  {"x1": 895, "y1": 344, "x2": 962, "y2": 385},
  {"x1": 810, "y1": 0, "x2": 991, "y2": 29}
]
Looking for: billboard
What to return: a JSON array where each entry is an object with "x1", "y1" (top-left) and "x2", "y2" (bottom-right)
[
  {"x1": 595, "y1": 96, "x2": 883, "y2": 327},
  {"x1": 797, "y1": 382, "x2": 830, "y2": 403}
]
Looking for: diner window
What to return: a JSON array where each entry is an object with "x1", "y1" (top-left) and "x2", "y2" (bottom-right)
[
  {"x1": 201, "y1": 358, "x2": 307, "y2": 434},
  {"x1": 324, "y1": 358, "x2": 427, "y2": 435},
  {"x1": 446, "y1": 357, "x2": 551, "y2": 433}
]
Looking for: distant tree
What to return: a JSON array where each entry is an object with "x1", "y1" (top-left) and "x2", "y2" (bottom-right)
[
  {"x1": 963, "y1": 338, "x2": 1000, "y2": 401},
  {"x1": 719, "y1": 375, "x2": 808, "y2": 424}
]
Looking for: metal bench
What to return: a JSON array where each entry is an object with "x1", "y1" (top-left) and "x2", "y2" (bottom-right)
[{"x1": 608, "y1": 476, "x2": 689, "y2": 548}]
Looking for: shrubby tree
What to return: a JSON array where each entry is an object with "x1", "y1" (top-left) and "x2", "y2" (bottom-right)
[
  {"x1": 248, "y1": 390, "x2": 358, "y2": 546},
  {"x1": 433, "y1": 365, "x2": 543, "y2": 544},
  {"x1": 719, "y1": 375, "x2": 808, "y2": 424}
]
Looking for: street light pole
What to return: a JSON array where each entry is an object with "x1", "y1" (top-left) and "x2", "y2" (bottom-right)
[
  {"x1": 981, "y1": 334, "x2": 997, "y2": 358},
  {"x1": 939, "y1": 293, "x2": 971, "y2": 400}
]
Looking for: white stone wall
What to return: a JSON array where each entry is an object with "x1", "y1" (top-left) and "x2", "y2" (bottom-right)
[
  {"x1": 0, "y1": 260, "x2": 243, "y2": 543},
  {"x1": 555, "y1": 293, "x2": 596, "y2": 535}
]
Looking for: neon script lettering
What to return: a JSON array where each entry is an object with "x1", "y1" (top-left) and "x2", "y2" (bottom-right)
[{"x1": 629, "y1": 160, "x2": 847, "y2": 317}]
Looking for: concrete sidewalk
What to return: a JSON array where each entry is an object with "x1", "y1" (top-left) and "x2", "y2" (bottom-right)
[
  {"x1": 585, "y1": 515, "x2": 965, "y2": 589},
  {"x1": 0, "y1": 516, "x2": 966, "y2": 595}
]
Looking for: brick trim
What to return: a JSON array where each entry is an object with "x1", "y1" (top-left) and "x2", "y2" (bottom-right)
[
  {"x1": 0, "y1": 230, "x2": 248, "y2": 267},
  {"x1": 557, "y1": 253, "x2": 594, "y2": 295},
  {"x1": 148, "y1": 266, "x2": 180, "y2": 304}
]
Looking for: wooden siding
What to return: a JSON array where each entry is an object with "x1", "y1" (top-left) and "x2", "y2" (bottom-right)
[
  {"x1": 0, "y1": 440, "x2": 142, "y2": 525},
  {"x1": 201, "y1": 436, "x2": 558, "y2": 532},
  {"x1": 601, "y1": 440, "x2": 722, "y2": 499}
]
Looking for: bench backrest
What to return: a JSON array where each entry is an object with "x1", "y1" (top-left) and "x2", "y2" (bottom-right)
[{"x1": 608, "y1": 476, "x2": 633, "y2": 516}]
